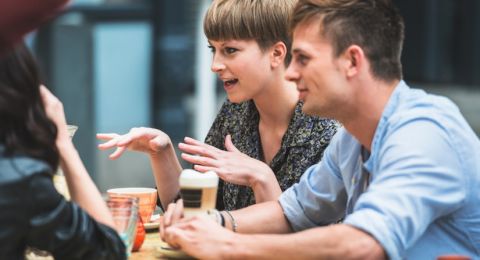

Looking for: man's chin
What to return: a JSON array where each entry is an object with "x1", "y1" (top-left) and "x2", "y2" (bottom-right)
[{"x1": 301, "y1": 104, "x2": 329, "y2": 118}]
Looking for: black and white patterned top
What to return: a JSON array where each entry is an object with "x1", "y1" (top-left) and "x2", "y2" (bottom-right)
[{"x1": 204, "y1": 99, "x2": 339, "y2": 210}]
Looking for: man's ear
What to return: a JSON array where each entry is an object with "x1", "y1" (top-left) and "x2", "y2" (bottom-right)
[
  {"x1": 342, "y1": 45, "x2": 365, "y2": 78},
  {"x1": 270, "y1": 41, "x2": 287, "y2": 68}
]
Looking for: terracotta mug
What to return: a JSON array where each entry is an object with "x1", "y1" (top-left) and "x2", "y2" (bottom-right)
[{"x1": 107, "y1": 188, "x2": 157, "y2": 251}]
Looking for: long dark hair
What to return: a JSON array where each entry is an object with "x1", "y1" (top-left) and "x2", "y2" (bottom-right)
[{"x1": 0, "y1": 43, "x2": 59, "y2": 170}]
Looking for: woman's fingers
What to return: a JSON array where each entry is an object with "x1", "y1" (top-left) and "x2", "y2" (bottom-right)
[
  {"x1": 160, "y1": 200, "x2": 184, "y2": 241},
  {"x1": 117, "y1": 128, "x2": 144, "y2": 146},
  {"x1": 108, "y1": 146, "x2": 127, "y2": 159},
  {"x1": 163, "y1": 202, "x2": 177, "y2": 227},
  {"x1": 183, "y1": 137, "x2": 221, "y2": 153},
  {"x1": 96, "y1": 133, "x2": 118, "y2": 141},
  {"x1": 97, "y1": 137, "x2": 121, "y2": 150},
  {"x1": 172, "y1": 199, "x2": 184, "y2": 223},
  {"x1": 181, "y1": 153, "x2": 219, "y2": 167},
  {"x1": 159, "y1": 215, "x2": 166, "y2": 240},
  {"x1": 224, "y1": 134, "x2": 240, "y2": 153},
  {"x1": 178, "y1": 143, "x2": 219, "y2": 159},
  {"x1": 193, "y1": 164, "x2": 217, "y2": 173},
  {"x1": 183, "y1": 136, "x2": 204, "y2": 145}
]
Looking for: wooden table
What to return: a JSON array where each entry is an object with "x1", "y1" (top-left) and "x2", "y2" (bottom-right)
[
  {"x1": 130, "y1": 230, "x2": 193, "y2": 259},
  {"x1": 130, "y1": 231, "x2": 166, "y2": 259}
]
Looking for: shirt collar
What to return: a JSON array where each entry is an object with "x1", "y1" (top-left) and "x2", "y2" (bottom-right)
[{"x1": 366, "y1": 80, "x2": 408, "y2": 170}]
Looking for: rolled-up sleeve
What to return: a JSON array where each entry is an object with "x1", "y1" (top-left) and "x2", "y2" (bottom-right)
[
  {"x1": 344, "y1": 119, "x2": 466, "y2": 259},
  {"x1": 25, "y1": 172, "x2": 126, "y2": 260},
  {"x1": 279, "y1": 134, "x2": 348, "y2": 231}
]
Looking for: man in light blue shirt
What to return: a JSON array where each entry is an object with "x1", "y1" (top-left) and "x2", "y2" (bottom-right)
[
  {"x1": 280, "y1": 80, "x2": 480, "y2": 259},
  {"x1": 160, "y1": 0, "x2": 480, "y2": 259}
]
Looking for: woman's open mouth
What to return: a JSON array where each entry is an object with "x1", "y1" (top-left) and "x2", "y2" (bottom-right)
[{"x1": 223, "y1": 79, "x2": 238, "y2": 91}]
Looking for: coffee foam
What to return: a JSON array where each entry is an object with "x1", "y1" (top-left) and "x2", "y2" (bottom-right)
[
  {"x1": 107, "y1": 187, "x2": 157, "y2": 194},
  {"x1": 179, "y1": 169, "x2": 218, "y2": 188}
]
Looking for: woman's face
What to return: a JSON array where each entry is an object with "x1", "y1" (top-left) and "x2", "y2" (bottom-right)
[{"x1": 208, "y1": 39, "x2": 273, "y2": 103}]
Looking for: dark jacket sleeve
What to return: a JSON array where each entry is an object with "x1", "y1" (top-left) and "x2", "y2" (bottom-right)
[
  {"x1": 25, "y1": 171, "x2": 126, "y2": 260},
  {"x1": 0, "y1": 0, "x2": 68, "y2": 53}
]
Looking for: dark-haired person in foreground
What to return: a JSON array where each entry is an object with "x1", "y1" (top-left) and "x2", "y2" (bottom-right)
[
  {"x1": 160, "y1": 0, "x2": 480, "y2": 259},
  {"x1": 0, "y1": 44, "x2": 126, "y2": 259}
]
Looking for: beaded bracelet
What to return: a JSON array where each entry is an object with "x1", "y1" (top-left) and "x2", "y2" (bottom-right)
[
  {"x1": 208, "y1": 209, "x2": 225, "y2": 227},
  {"x1": 224, "y1": 210, "x2": 237, "y2": 232}
]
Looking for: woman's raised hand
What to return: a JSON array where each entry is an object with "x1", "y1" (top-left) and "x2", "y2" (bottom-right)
[
  {"x1": 97, "y1": 127, "x2": 172, "y2": 159},
  {"x1": 39, "y1": 85, "x2": 69, "y2": 145},
  {"x1": 179, "y1": 135, "x2": 273, "y2": 188}
]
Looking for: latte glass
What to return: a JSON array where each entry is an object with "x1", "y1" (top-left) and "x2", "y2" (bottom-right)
[{"x1": 179, "y1": 169, "x2": 219, "y2": 218}]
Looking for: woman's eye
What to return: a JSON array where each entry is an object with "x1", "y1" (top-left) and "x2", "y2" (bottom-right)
[
  {"x1": 207, "y1": 45, "x2": 215, "y2": 53},
  {"x1": 225, "y1": 47, "x2": 237, "y2": 54}
]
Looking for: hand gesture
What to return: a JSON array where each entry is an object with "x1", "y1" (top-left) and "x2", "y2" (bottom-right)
[
  {"x1": 159, "y1": 199, "x2": 185, "y2": 243},
  {"x1": 97, "y1": 127, "x2": 172, "y2": 159},
  {"x1": 39, "y1": 85, "x2": 69, "y2": 144},
  {"x1": 178, "y1": 135, "x2": 273, "y2": 187},
  {"x1": 164, "y1": 214, "x2": 235, "y2": 259}
]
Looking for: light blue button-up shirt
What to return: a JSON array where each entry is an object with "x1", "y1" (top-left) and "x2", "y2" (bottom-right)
[{"x1": 279, "y1": 81, "x2": 480, "y2": 259}]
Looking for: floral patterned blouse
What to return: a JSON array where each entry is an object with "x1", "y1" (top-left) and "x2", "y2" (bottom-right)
[{"x1": 204, "y1": 100, "x2": 339, "y2": 211}]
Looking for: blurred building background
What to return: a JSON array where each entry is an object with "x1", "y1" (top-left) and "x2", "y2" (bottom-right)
[{"x1": 28, "y1": 0, "x2": 480, "y2": 191}]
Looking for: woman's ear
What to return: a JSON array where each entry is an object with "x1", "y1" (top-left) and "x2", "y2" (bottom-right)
[{"x1": 270, "y1": 41, "x2": 287, "y2": 68}]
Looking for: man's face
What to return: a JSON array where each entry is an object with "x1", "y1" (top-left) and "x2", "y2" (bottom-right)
[{"x1": 286, "y1": 21, "x2": 351, "y2": 118}]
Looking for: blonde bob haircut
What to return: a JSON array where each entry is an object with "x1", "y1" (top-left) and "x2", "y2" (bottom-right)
[{"x1": 204, "y1": 0, "x2": 297, "y2": 65}]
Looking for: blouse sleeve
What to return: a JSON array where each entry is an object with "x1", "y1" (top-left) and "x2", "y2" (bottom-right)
[{"x1": 25, "y1": 171, "x2": 126, "y2": 260}]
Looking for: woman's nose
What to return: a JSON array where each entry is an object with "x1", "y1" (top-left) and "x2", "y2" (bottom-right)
[{"x1": 211, "y1": 55, "x2": 226, "y2": 73}]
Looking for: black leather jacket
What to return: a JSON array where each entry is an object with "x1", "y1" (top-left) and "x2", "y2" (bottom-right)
[{"x1": 0, "y1": 147, "x2": 126, "y2": 260}]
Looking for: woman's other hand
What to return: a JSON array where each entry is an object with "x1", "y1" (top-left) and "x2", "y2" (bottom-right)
[
  {"x1": 97, "y1": 127, "x2": 172, "y2": 159},
  {"x1": 159, "y1": 199, "x2": 185, "y2": 243},
  {"x1": 179, "y1": 135, "x2": 281, "y2": 202}
]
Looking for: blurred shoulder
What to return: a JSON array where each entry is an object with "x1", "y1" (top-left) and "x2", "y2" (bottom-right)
[{"x1": 0, "y1": 151, "x2": 51, "y2": 184}]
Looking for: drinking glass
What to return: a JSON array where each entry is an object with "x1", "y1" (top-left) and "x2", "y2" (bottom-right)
[
  {"x1": 53, "y1": 124, "x2": 78, "y2": 200},
  {"x1": 107, "y1": 189, "x2": 155, "y2": 251},
  {"x1": 106, "y1": 196, "x2": 139, "y2": 256}
]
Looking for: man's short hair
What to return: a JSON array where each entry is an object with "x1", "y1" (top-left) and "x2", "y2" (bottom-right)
[
  {"x1": 291, "y1": 0, "x2": 405, "y2": 82},
  {"x1": 204, "y1": 0, "x2": 297, "y2": 66}
]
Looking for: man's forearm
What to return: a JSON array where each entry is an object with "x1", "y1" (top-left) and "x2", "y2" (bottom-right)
[
  {"x1": 230, "y1": 224, "x2": 386, "y2": 260},
  {"x1": 226, "y1": 201, "x2": 292, "y2": 234}
]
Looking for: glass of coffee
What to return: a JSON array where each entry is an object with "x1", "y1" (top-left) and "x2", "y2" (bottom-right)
[{"x1": 179, "y1": 169, "x2": 219, "y2": 218}]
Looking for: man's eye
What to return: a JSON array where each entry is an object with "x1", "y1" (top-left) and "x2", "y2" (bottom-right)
[{"x1": 296, "y1": 54, "x2": 309, "y2": 65}]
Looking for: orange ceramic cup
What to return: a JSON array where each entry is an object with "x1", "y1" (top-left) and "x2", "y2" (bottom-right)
[{"x1": 107, "y1": 188, "x2": 157, "y2": 226}]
